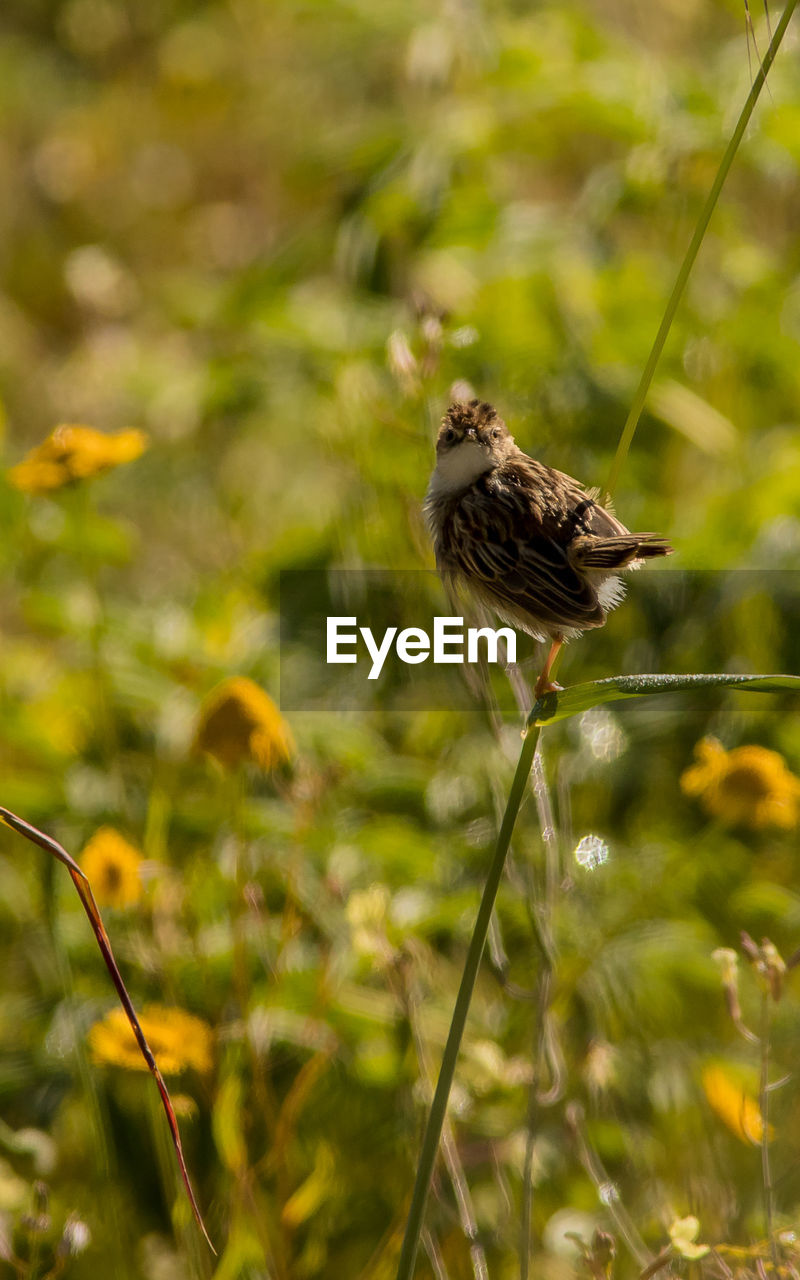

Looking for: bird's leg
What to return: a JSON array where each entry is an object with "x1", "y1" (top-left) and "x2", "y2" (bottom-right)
[{"x1": 534, "y1": 637, "x2": 564, "y2": 700}]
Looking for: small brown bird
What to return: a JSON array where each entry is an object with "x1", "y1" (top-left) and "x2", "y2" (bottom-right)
[{"x1": 425, "y1": 399, "x2": 672, "y2": 699}]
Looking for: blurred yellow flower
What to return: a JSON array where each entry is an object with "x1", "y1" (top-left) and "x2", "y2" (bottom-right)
[
  {"x1": 681, "y1": 738, "x2": 800, "y2": 829},
  {"x1": 194, "y1": 677, "x2": 293, "y2": 772},
  {"x1": 668, "y1": 1216, "x2": 709, "y2": 1261},
  {"x1": 702, "y1": 1064, "x2": 772, "y2": 1144},
  {"x1": 8, "y1": 423, "x2": 148, "y2": 494},
  {"x1": 89, "y1": 1006, "x2": 214, "y2": 1075},
  {"x1": 80, "y1": 827, "x2": 143, "y2": 908}
]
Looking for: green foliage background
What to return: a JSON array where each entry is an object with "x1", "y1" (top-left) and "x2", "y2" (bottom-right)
[{"x1": 1, "y1": 0, "x2": 800, "y2": 1276}]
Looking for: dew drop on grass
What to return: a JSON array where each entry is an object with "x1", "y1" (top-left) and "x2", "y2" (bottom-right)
[
  {"x1": 574, "y1": 834, "x2": 609, "y2": 870},
  {"x1": 598, "y1": 1180, "x2": 620, "y2": 1205}
]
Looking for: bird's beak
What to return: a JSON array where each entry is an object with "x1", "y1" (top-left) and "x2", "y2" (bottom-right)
[{"x1": 465, "y1": 427, "x2": 478, "y2": 441}]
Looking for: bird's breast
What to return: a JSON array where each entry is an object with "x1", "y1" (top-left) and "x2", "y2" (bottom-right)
[{"x1": 427, "y1": 441, "x2": 496, "y2": 499}]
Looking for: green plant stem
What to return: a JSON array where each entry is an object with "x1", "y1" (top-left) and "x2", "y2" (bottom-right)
[
  {"x1": 759, "y1": 989, "x2": 778, "y2": 1272},
  {"x1": 395, "y1": 720, "x2": 541, "y2": 1280},
  {"x1": 399, "y1": 967, "x2": 488, "y2": 1280},
  {"x1": 566, "y1": 1102, "x2": 651, "y2": 1269},
  {"x1": 520, "y1": 966, "x2": 554, "y2": 1280},
  {"x1": 605, "y1": 0, "x2": 798, "y2": 497}
]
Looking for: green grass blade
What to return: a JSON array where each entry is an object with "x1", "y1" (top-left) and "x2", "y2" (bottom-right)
[
  {"x1": 395, "y1": 724, "x2": 541, "y2": 1280},
  {"x1": 605, "y1": 0, "x2": 799, "y2": 497},
  {"x1": 528, "y1": 674, "x2": 800, "y2": 728}
]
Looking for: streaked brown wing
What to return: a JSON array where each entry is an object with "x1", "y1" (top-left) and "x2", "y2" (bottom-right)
[
  {"x1": 457, "y1": 537, "x2": 604, "y2": 629},
  {"x1": 561, "y1": 482, "x2": 630, "y2": 539},
  {"x1": 448, "y1": 482, "x2": 605, "y2": 630}
]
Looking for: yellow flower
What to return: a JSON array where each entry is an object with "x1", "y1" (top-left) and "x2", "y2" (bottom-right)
[
  {"x1": 80, "y1": 827, "x2": 143, "y2": 909},
  {"x1": 89, "y1": 1006, "x2": 214, "y2": 1075},
  {"x1": 702, "y1": 1064, "x2": 772, "y2": 1144},
  {"x1": 668, "y1": 1217, "x2": 709, "y2": 1261},
  {"x1": 8, "y1": 423, "x2": 148, "y2": 494},
  {"x1": 194, "y1": 677, "x2": 293, "y2": 772},
  {"x1": 681, "y1": 738, "x2": 800, "y2": 829}
]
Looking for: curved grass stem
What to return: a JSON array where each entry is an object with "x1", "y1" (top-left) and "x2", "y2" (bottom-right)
[{"x1": 605, "y1": 0, "x2": 799, "y2": 497}]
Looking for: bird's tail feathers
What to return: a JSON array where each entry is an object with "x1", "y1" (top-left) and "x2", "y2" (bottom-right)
[{"x1": 571, "y1": 533, "x2": 673, "y2": 571}]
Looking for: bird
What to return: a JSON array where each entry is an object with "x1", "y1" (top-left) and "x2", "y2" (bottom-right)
[{"x1": 425, "y1": 398, "x2": 673, "y2": 700}]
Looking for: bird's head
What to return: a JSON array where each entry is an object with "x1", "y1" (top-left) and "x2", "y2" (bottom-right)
[{"x1": 431, "y1": 399, "x2": 515, "y2": 494}]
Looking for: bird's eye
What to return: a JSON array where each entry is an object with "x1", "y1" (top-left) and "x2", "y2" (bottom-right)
[
  {"x1": 491, "y1": 427, "x2": 500, "y2": 439},
  {"x1": 444, "y1": 428, "x2": 456, "y2": 443}
]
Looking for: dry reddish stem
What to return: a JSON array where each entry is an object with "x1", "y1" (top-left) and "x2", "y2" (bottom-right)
[{"x1": 0, "y1": 806, "x2": 215, "y2": 1254}]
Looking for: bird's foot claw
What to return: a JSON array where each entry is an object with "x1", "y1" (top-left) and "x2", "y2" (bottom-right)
[{"x1": 533, "y1": 679, "x2": 563, "y2": 701}]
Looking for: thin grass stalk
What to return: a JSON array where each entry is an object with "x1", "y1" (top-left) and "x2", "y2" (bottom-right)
[
  {"x1": 520, "y1": 966, "x2": 553, "y2": 1280},
  {"x1": 521, "y1": 744, "x2": 563, "y2": 1278},
  {"x1": 144, "y1": 1084, "x2": 204, "y2": 1279},
  {"x1": 565, "y1": 1101, "x2": 653, "y2": 1271},
  {"x1": 399, "y1": 969, "x2": 489, "y2": 1280},
  {"x1": 440, "y1": 1125, "x2": 488, "y2": 1280},
  {"x1": 532, "y1": 745, "x2": 559, "y2": 913},
  {"x1": 605, "y1": 0, "x2": 799, "y2": 497},
  {"x1": 759, "y1": 989, "x2": 778, "y2": 1272},
  {"x1": 0, "y1": 806, "x2": 214, "y2": 1253},
  {"x1": 422, "y1": 1228, "x2": 450, "y2": 1280},
  {"x1": 638, "y1": 1250, "x2": 676, "y2": 1280},
  {"x1": 395, "y1": 720, "x2": 541, "y2": 1280}
]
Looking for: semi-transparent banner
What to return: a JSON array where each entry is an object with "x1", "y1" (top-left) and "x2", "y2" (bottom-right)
[{"x1": 278, "y1": 569, "x2": 800, "y2": 712}]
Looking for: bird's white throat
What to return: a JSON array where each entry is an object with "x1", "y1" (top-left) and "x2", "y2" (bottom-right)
[{"x1": 427, "y1": 439, "x2": 495, "y2": 499}]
